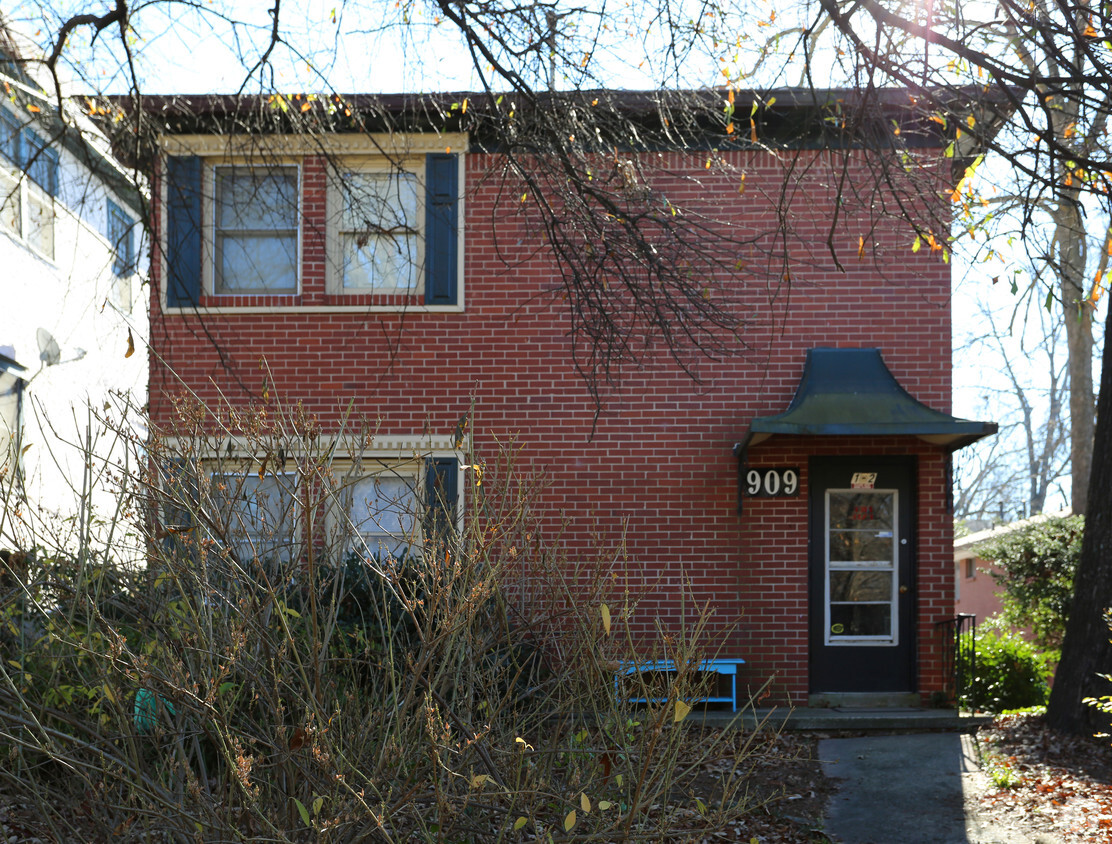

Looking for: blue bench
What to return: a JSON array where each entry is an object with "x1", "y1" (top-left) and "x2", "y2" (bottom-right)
[{"x1": 615, "y1": 658, "x2": 746, "y2": 711}]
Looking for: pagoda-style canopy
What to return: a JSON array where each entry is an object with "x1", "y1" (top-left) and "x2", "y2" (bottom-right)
[{"x1": 738, "y1": 347, "x2": 996, "y2": 455}]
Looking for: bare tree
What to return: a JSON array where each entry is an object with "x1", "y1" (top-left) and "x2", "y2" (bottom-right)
[{"x1": 954, "y1": 294, "x2": 1071, "y2": 521}]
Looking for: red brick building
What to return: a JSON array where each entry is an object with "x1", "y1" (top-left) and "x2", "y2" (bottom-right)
[{"x1": 144, "y1": 90, "x2": 994, "y2": 708}]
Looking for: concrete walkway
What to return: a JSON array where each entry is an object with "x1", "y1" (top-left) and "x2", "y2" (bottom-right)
[{"x1": 819, "y1": 732, "x2": 1050, "y2": 844}]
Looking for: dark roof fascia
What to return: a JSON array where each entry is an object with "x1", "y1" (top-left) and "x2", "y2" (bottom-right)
[{"x1": 127, "y1": 86, "x2": 1007, "y2": 162}]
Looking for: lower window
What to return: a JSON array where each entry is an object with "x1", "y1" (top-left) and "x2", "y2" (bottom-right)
[
  {"x1": 210, "y1": 471, "x2": 299, "y2": 564},
  {"x1": 342, "y1": 467, "x2": 419, "y2": 560}
]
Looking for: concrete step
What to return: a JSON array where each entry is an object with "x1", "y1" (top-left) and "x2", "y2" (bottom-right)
[{"x1": 692, "y1": 706, "x2": 994, "y2": 731}]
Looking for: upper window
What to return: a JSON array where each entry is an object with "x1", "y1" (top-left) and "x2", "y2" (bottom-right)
[
  {"x1": 331, "y1": 167, "x2": 421, "y2": 293},
  {"x1": 162, "y1": 147, "x2": 460, "y2": 308},
  {"x1": 107, "y1": 199, "x2": 135, "y2": 276},
  {"x1": 213, "y1": 165, "x2": 299, "y2": 294}
]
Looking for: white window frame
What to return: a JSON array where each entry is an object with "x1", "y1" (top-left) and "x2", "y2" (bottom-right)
[
  {"x1": 206, "y1": 162, "x2": 302, "y2": 296},
  {"x1": 823, "y1": 488, "x2": 900, "y2": 647},
  {"x1": 325, "y1": 156, "x2": 426, "y2": 296}
]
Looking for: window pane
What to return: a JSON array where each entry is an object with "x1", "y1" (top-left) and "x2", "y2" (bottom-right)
[
  {"x1": 342, "y1": 232, "x2": 418, "y2": 290},
  {"x1": 0, "y1": 110, "x2": 19, "y2": 166},
  {"x1": 217, "y1": 233, "x2": 298, "y2": 292},
  {"x1": 338, "y1": 171, "x2": 419, "y2": 291},
  {"x1": 830, "y1": 570, "x2": 892, "y2": 602},
  {"x1": 830, "y1": 603, "x2": 891, "y2": 637},
  {"x1": 829, "y1": 531, "x2": 894, "y2": 564},
  {"x1": 108, "y1": 201, "x2": 133, "y2": 276},
  {"x1": 217, "y1": 168, "x2": 298, "y2": 229},
  {"x1": 343, "y1": 172, "x2": 418, "y2": 229},
  {"x1": 349, "y1": 474, "x2": 417, "y2": 557},
  {"x1": 211, "y1": 473, "x2": 297, "y2": 562},
  {"x1": 828, "y1": 492, "x2": 894, "y2": 531},
  {"x1": 22, "y1": 132, "x2": 58, "y2": 196},
  {"x1": 215, "y1": 166, "x2": 298, "y2": 293},
  {"x1": 0, "y1": 173, "x2": 20, "y2": 236}
]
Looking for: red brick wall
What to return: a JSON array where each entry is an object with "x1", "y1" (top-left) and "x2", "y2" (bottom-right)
[{"x1": 149, "y1": 147, "x2": 956, "y2": 705}]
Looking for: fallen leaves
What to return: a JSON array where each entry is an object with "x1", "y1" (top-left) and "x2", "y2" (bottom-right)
[{"x1": 975, "y1": 712, "x2": 1112, "y2": 841}]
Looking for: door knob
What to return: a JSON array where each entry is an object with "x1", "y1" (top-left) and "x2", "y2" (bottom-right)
[{"x1": 899, "y1": 585, "x2": 909, "y2": 594}]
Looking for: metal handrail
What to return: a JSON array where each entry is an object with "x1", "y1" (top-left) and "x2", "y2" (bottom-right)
[{"x1": 936, "y1": 613, "x2": 976, "y2": 705}]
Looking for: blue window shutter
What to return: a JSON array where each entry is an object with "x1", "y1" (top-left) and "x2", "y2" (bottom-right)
[
  {"x1": 166, "y1": 156, "x2": 202, "y2": 307},
  {"x1": 424, "y1": 153, "x2": 459, "y2": 305},
  {"x1": 425, "y1": 457, "x2": 459, "y2": 546}
]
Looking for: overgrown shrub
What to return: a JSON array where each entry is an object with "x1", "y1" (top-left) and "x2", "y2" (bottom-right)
[
  {"x1": 976, "y1": 514, "x2": 1082, "y2": 649},
  {"x1": 964, "y1": 627, "x2": 1053, "y2": 713},
  {"x1": 0, "y1": 397, "x2": 773, "y2": 842}
]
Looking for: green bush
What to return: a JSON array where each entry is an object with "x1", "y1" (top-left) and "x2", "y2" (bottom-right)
[
  {"x1": 964, "y1": 628, "x2": 1052, "y2": 713},
  {"x1": 976, "y1": 514, "x2": 1082, "y2": 649}
]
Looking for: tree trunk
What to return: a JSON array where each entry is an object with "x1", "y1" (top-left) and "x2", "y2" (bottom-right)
[
  {"x1": 1046, "y1": 298, "x2": 1112, "y2": 735},
  {"x1": 1057, "y1": 198, "x2": 1096, "y2": 516}
]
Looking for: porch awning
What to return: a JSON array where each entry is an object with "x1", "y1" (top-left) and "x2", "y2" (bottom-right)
[{"x1": 738, "y1": 347, "x2": 996, "y2": 454}]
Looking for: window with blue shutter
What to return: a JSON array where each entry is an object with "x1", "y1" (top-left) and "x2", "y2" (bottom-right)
[
  {"x1": 328, "y1": 152, "x2": 460, "y2": 303},
  {"x1": 424, "y1": 153, "x2": 459, "y2": 305},
  {"x1": 165, "y1": 155, "x2": 203, "y2": 307},
  {"x1": 424, "y1": 457, "x2": 459, "y2": 548}
]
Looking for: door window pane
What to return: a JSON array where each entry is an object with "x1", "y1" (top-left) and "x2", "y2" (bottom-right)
[
  {"x1": 830, "y1": 604, "x2": 891, "y2": 637},
  {"x1": 830, "y1": 570, "x2": 892, "y2": 602}
]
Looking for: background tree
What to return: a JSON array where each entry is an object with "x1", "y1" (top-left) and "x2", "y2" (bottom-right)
[
  {"x1": 953, "y1": 294, "x2": 1072, "y2": 523},
  {"x1": 815, "y1": 0, "x2": 1112, "y2": 736}
]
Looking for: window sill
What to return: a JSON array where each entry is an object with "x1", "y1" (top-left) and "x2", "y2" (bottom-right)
[{"x1": 161, "y1": 300, "x2": 465, "y2": 315}]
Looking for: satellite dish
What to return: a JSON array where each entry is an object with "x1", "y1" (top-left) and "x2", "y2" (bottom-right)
[{"x1": 36, "y1": 328, "x2": 60, "y2": 366}]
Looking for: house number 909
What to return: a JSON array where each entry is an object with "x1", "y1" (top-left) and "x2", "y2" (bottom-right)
[{"x1": 744, "y1": 468, "x2": 800, "y2": 497}]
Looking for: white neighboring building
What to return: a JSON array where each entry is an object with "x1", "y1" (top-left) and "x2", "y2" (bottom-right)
[{"x1": 0, "y1": 25, "x2": 146, "y2": 555}]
